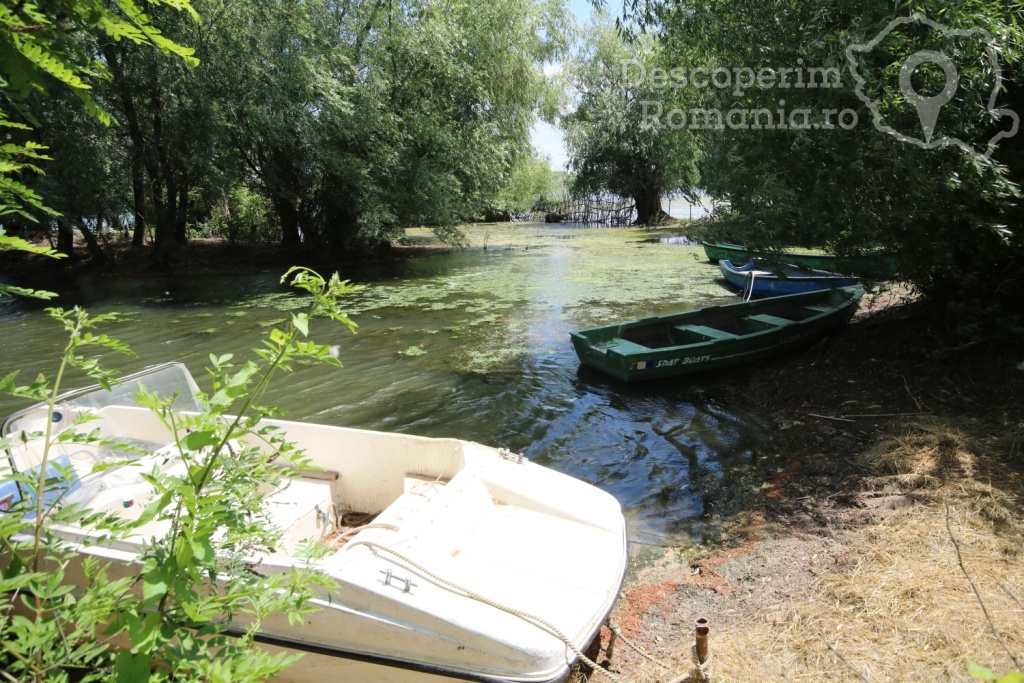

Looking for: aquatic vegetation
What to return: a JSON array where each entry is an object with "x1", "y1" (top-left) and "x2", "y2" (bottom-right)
[
  {"x1": 336, "y1": 224, "x2": 736, "y2": 373},
  {"x1": 401, "y1": 346, "x2": 427, "y2": 356},
  {"x1": 235, "y1": 292, "x2": 313, "y2": 312}
]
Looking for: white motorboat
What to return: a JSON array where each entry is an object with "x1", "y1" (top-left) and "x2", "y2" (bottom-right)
[{"x1": 1, "y1": 363, "x2": 628, "y2": 682}]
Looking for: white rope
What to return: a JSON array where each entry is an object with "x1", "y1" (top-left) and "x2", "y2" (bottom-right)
[
  {"x1": 667, "y1": 644, "x2": 713, "y2": 683},
  {"x1": 328, "y1": 522, "x2": 399, "y2": 547},
  {"x1": 743, "y1": 270, "x2": 756, "y2": 301},
  {"x1": 348, "y1": 539, "x2": 627, "y2": 683},
  {"x1": 609, "y1": 624, "x2": 672, "y2": 671}
]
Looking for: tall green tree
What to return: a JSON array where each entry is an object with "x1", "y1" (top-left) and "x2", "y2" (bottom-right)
[
  {"x1": 97, "y1": 3, "x2": 229, "y2": 262},
  {"x1": 7, "y1": 0, "x2": 572, "y2": 263},
  {"x1": 305, "y1": 0, "x2": 571, "y2": 250},
  {"x1": 0, "y1": 0, "x2": 198, "y2": 223},
  {"x1": 30, "y1": 86, "x2": 131, "y2": 260},
  {"x1": 562, "y1": 16, "x2": 700, "y2": 224},
  {"x1": 622, "y1": 0, "x2": 1024, "y2": 334},
  {"x1": 488, "y1": 152, "x2": 563, "y2": 219},
  {"x1": 202, "y1": 0, "x2": 571, "y2": 252},
  {"x1": 206, "y1": 0, "x2": 355, "y2": 247}
]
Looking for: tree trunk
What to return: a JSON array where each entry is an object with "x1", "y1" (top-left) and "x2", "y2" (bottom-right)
[
  {"x1": 275, "y1": 197, "x2": 302, "y2": 246},
  {"x1": 78, "y1": 218, "x2": 110, "y2": 263},
  {"x1": 131, "y1": 158, "x2": 148, "y2": 246},
  {"x1": 56, "y1": 219, "x2": 75, "y2": 260},
  {"x1": 103, "y1": 43, "x2": 149, "y2": 247},
  {"x1": 174, "y1": 179, "x2": 189, "y2": 245},
  {"x1": 151, "y1": 180, "x2": 177, "y2": 269},
  {"x1": 633, "y1": 188, "x2": 665, "y2": 226}
]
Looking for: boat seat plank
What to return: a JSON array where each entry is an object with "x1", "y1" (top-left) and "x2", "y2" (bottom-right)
[
  {"x1": 803, "y1": 305, "x2": 833, "y2": 313},
  {"x1": 745, "y1": 314, "x2": 795, "y2": 327},
  {"x1": 674, "y1": 324, "x2": 738, "y2": 340},
  {"x1": 594, "y1": 338, "x2": 649, "y2": 355}
]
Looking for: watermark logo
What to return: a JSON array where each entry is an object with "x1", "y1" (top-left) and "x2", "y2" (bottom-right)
[
  {"x1": 626, "y1": 60, "x2": 858, "y2": 132},
  {"x1": 846, "y1": 13, "x2": 1019, "y2": 159}
]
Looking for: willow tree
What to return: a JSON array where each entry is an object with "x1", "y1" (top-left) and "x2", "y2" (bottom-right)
[
  {"x1": 302, "y1": 0, "x2": 572, "y2": 250},
  {"x1": 562, "y1": 17, "x2": 700, "y2": 225}
]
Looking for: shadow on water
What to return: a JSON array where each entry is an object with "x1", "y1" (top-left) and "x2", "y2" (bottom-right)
[
  {"x1": 0, "y1": 225, "x2": 773, "y2": 550},
  {"x1": 551, "y1": 365, "x2": 771, "y2": 547}
]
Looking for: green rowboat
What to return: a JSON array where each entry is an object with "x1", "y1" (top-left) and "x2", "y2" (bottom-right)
[
  {"x1": 570, "y1": 286, "x2": 864, "y2": 382},
  {"x1": 702, "y1": 241, "x2": 899, "y2": 279}
]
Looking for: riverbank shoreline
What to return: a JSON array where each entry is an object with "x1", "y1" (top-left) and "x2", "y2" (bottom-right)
[
  {"x1": 592, "y1": 291, "x2": 1024, "y2": 682},
  {"x1": 5, "y1": 226, "x2": 1020, "y2": 682},
  {"x1": 0, "y1": 221, "x2": 701, "y2": 281},
  {"x1": 0, "y1": 235, "x2": 438, "y2": 280}
]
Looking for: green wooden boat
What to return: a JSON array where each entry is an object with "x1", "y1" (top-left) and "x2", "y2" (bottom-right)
[
  {"x1": 702, "y1": 241, "x2": 899, "y2": 279},
  {"x1": 570, "y1": 286, "x2": 864, "y2": 382}
]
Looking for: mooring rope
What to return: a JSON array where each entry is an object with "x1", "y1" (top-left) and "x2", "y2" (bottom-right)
[
  {"x1": 609, "y1": 623, "x2": 673, "y2": 671},
  {"x1": 327, "y1": 522, "x2": 400, "y2": 547},
  {"x1": 347, "y1": 539, "x2": 628, "y2": 683}
]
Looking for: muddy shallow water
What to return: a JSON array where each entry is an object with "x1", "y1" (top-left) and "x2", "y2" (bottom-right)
[{"x1": 0, "y1": 224, "x2": 776, "y2": 549}]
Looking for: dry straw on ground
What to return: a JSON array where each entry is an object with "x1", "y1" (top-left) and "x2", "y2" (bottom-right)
[{"x1": 605, "y1": 418, "x2": 1023, "y2": 683}]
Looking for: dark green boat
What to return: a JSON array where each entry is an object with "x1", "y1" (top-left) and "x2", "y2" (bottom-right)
[
  {"x1": 702, "y1": 241, "x2": 899, "y2": 279},
  {"x1": 570, "y1": 286, "x2": 864, "y2": 382}
]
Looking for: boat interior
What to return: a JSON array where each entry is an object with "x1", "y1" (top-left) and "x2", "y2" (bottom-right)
[
  {"x1": 607, "y1": 296, "x2": 844, "y2": 351},
  {"x1": 0, "y1": 364, "x2": 468, "y2": 561}
]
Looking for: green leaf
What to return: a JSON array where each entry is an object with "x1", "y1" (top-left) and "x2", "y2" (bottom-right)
[
  {"x1": 292, "y1": 312, "x2": 309, "y2": 336},
  {"x1": 115, "y1": 650, "x2": 152, "y2": 683},
  {"x1": 142, "y1": 563, "x2": 173, "y2": 602},
  {"x1": 191, "y1": 537, "x2": 215, "y2": 564},
  {"x1": 135, "y1": 491, "x2": 172, "y2": 526},
  {"x1": 183, "y1": 430, "x2": 219, "y2": 451}
]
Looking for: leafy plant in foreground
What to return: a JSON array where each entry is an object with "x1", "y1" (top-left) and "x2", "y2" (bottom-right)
[
  {"x1": 970, "y1": 663, "x2": 1024, "y2": 683},
  {"x1": 0, "y1": 267, "x2": 357, "y2": 681}
]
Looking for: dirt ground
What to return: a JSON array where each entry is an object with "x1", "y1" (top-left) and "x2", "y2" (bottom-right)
[{"x1": 589, "y1": 288, "x2": 1024, "y2": 683}]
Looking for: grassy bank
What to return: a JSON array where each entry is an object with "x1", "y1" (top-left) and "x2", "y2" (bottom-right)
[{"x1": 585, "y1": 291, "x2": 1024, "y2": 682}]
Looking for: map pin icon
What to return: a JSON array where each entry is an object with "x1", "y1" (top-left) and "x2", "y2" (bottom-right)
[{"x1": 899, "y1": 49, "x2": 958, "y2": 144}]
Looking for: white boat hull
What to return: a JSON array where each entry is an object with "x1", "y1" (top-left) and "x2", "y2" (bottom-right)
[{"x1": 2, "y1": 364, "x2": 628, "y2": 683}]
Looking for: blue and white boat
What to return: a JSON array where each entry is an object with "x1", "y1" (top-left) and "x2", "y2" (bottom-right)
[{"x1": 720, "y1": 259, "x2": 860, "y2": 299}]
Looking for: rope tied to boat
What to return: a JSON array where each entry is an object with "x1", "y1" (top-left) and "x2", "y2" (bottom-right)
[
  {"x1": 743, "y1": 270, "x2": 756, "y2": 302},
  {"x1": 327, "y1": 522, "x2": 399, "y2": 548},
  {"x1": 610, "y1": 623, "x2": 673, "y2": 671},
  {"x1": 610, "y1": 620, "x2": 713, "y2": 683},
  {"x1": 665, "y1": 645, "x2": 713, "y2": 683},
  {"x1": 348, "y1": 539, "x2": 630, "y2": 682}
]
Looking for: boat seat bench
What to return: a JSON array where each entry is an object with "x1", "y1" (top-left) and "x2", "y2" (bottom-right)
[
  {"x1": 595, "y1": 338, "x2": 650, "y2": 355},
  {"x1": 803, "y1": 305, "x2": 833, "y2": 314},
  {"x1": 674, "y1": 324, "x2": 738, "y2": 340},
  {"x1": 744, "y1": 314, "x2": 796, "y2": 327}
]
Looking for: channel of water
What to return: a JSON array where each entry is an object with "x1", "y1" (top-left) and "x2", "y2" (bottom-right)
[{"x1": 0, "y1": 224, "x2": 776, "y2": 550}]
